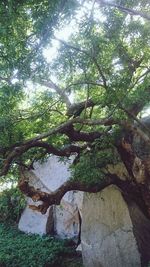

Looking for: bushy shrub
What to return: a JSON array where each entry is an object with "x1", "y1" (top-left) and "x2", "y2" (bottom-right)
[
  {"x1": 0, "y1": 224, "x2": 69, "y2": 267},
  {"x1": 0, "y1": 187, "x2": 26, "y2": 224}
]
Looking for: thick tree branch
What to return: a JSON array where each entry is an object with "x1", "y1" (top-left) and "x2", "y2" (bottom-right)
[
  {"x1": 23, "y1": 116, "x2": 118, "y2": 145},
  {"x1": 126, "y1": 86, "x2": 150, "y2": 116},
  {"x1": 121, "y1": 121, "x2": 150, "y2": 146},
  {"x1": 117, "y1": 45, "x2": 144, "y2": 74},
  {"x1": 117, "y1": 84, "x2": 150, "y2": 117},
  {"x1": 19, "y1": 170, "x2": 147, "y2": 215},
  {"x1": 121, "y1": 106, "x2": 150, "y2": 136},
  {"x1": 96, "y1": 0, "x2": 150, "y2": 21},
  {"x1": 66, "y1": 99, "x2": 95, "y2": 117},
  {"x1": 18, "y1": 173, "x2": 118, "y2": 214},
  {"x1": 3, "y1": 116, "x2": 150, "y2": 177},
  {"x1": 129, "y1": 86, "x2": 150, "y2": 116},
  {"x1": 32, "y1": 141, "x2": 86, "y2": 156},
  {"x1": 0, "y1": 116, "x2": 119, "y2": 176},
  {"x1": 0, "y1": 116, "x2": 118, "y2": 152},
  {"x1": 116, "y1": 134, "x2": 150, "y2": 216},
  {"x1": 60, "y1": 124, "x2": 102, "y2": 142},
  {"x1": 0, "y1": 141, "x2": 85, "y2": 177},
  {"x1": 40, "y1": 79, "x2": 71, "y2": 108}
]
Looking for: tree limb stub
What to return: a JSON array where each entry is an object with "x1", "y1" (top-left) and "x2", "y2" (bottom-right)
[{"x1": 66, "y1": 99, "x2": 95, "y2": 118}]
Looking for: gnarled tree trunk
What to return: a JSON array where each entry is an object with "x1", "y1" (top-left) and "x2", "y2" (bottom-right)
[{"x1": 18, "y1": 116, "x2": 150, "y2": 266}]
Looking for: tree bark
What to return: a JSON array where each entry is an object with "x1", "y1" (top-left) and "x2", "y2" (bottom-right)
[{"x1": 126, "y1": 200, "x2": 150, "y2": 267}]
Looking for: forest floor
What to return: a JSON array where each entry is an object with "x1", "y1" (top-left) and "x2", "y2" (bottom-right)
[
  {"x1": 61, "y1": 256, "x2": 83, "y2": 267},
  {"x1": 0, "y1": 224, "x2": 83, "y2": 267}
]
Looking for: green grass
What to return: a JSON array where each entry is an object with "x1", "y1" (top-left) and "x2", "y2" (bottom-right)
[
  {"x1": 61, "y1": 257, "x2": 83, "y2": 267},
  {"x1": 0, "y1": 224, "x2": 83, "y2": 267}
]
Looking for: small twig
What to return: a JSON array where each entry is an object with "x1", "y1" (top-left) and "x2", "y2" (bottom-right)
[
  {"x1": 41, "y1": 79, "x2": 71, "y2": 108},
  {"x1": 55, "y1": 38, "x2": 108, "y2": 89}
]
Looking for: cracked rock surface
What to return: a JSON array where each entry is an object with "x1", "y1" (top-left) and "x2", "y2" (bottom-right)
[{"x1": 81, "y1": 185, "x2": 141, "y2": 267}]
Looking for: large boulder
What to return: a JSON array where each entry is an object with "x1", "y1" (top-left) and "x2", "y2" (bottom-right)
[
  {"x1": 18, "y1": 156, "x2": 83, "y2": 239},
  {"x1": 81, "y1": 185, "x2": 141, "y2": 267},
  {"x1": 18, "y1": 170, "x2": 54, "y2": 235}
]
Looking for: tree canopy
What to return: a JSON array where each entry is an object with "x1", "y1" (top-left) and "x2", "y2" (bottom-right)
[{"x1": 0, "y1": 0, "x2": 150, "y2": 213}]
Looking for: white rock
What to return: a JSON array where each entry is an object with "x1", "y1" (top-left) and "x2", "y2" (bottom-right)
[
  {"x1": 18, "y1": 156, "x2": 83, "y2": 239},
  {"x1": 18, "y1": 204, "x2": 53, "y2": 235},
  {"x1": 81, "y1": 185, "x2": 141, "y2": 267},
  {"x1": 54, "y1": 202, "x2": 79, "y2": 239}
]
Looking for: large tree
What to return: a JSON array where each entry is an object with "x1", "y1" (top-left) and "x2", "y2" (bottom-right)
[{"x1": 0, "y1": 0, "x2": 150, "y2": 264}]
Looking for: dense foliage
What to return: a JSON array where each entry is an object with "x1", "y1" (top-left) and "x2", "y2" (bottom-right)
[
  {"x1": 0, "y1": 224, "x2": 82, "y2": 267},
  {"x1": 0, "y1": 187, "x2": 25, "y2": 224},
  {"x1": 0, "y1": 0, "x2": 150, "y2": 209},
  {"x1": 0, "y1": 1, "x2": 150, "y2": 265},
  {"x1": 0, "y1": 0, "x2": 78, "y2": 155}
]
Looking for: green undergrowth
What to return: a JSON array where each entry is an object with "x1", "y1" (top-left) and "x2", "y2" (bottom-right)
[
  {"x1": 0, "y1": 187, "x2": 26, "y2": 224},
  {"x1": 0, "y1": 224, "x2": 83, "y2": 267},
  {"x1": 61, "y1": 257, "x2": 83, "y2": 267}
]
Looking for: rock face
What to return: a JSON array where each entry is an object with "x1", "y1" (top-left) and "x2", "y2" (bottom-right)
[
  {"x1": 81, "y1": 185, "x2": 141, "y2": 267},
  {"x1": 18, "y1": 156, "x2": 83, "y2": 239},
  {"x1": 18, "y1": 158, "x2": 150, "y2": 266},
  {"x1": 18, "y1": 203, "x2": 53, "y2": 235}
]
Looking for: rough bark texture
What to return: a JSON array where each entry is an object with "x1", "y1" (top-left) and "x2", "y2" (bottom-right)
[
  {"x1": 2, "y1": 103, "x2": 150, "y2": 265},
  {"x1": 127, "y1": 201, "x2": 150, "y2": 267}
]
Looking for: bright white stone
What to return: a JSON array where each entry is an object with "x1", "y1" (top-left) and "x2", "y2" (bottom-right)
[
  {"x1": 81, "y1": 185, "x2": 141, "y2": 267},
  {"x1": 18, "y1": 156, "x2": 83, "y2": 239}
]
